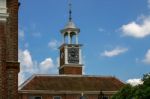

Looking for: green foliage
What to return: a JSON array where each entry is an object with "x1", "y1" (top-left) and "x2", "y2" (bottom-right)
[{"x1": 112, "y1": 73, "x2": 150, "y2": 99}]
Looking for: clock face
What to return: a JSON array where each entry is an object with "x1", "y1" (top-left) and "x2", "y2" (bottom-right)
[{"x1": 68, "y1": 48, "x2": 79, "y2": 63}]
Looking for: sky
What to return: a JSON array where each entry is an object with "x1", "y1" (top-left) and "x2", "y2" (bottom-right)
[{"x1": 18, "y1": 0, "x2": 150, "y2": 85}]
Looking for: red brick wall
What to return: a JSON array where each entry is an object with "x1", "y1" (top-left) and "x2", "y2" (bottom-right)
[
  {"x1": 6, "y1": 62, "x2": 20, "y2": 98},
  {"x1": 6, "y1": 0, "x2": 19, "y2": 61},
  {"x1": 0, "y1": 21, "x2": 7, "y2": 98},
  {"x1": 59, "y1": 66, "x2": 82, "y2": 75},
  {"x1": 19, "y1": 93, "x2": 112, "y2": 99},
  {"x1": 6, "y1": 0, "x2": 20, "y2": 98},
  {"x1": 60, "y1": 47, "x2": 65, "y2": 66},
  {"x1": 0, "y1": 0, "x2": 19, "y2": 98}
]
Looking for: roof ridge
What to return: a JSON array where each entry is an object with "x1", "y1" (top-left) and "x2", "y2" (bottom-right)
[{"x1": 34, "y1": 74, "x2": 114, "y2": 78}]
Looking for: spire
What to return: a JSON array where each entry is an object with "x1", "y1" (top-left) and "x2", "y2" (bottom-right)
[
  {"x1": 60, "y1": 0, "x2": 80, "y2": 33},
  {"x1": 68, "y1": 0, "x2": 72, "y2": 21}
]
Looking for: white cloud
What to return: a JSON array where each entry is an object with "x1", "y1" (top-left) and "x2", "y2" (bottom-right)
[
  {"x1": 18, "y1": 49, "x2": 34, "y2": 85},
  {"x1": 39, "y1": 58, "x2": 54, "y2": 73},
  {"x1": 143, "y1": 49, "x2": 150, "y2": 64},
  {"x1": 126, "y1": 78, "x2": 143, "y2": 86},
  {"x1": 19, "y1": 49, "x2": 33, "y2": 70},
  {"x1": 48, "y1": 39, "x2": 60, "y2": 50},
  {"x1": 121, "y1": 16, "x2": 150, "y2": 38},
  {"x1": 18, "y1": 49, "x2": 57, "y2": 85},
  {"x1": 101, "y1": 47, "x2": 128, "y2": 57}
]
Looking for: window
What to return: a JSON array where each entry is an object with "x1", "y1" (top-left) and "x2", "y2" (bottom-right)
[
  {"x1": 29, "y1": 96, "x2": 42, "y2": 99},
  {"x1": 34, "y1": 97, "x2": 42, "y2": 99},
  {"x1": 53, "y1": 96, "x2": 61, "y2": 99},
  {"x1": 103, "y1": 96, "x2": 109, "y2": 99},
  {"x1": 80, "y1": 96, "x2": 88, "y2": 99}
]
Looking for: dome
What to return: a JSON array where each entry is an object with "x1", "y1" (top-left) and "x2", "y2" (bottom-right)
[
  {"x1": 64, "y1": 21, "x2": 77, "y2": 29},
  {"x1": 60, "y1": 20, "x2": 80, "y2": 33}
]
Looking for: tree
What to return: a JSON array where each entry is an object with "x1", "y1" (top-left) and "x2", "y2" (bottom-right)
[{"x1": 112, "y1": 73, "x2": 150, "y2": 99}]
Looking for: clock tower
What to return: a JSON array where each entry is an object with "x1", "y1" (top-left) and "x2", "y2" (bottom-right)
[{"x1": 59, "y1": 2, "x2": 83, "y2": 75}]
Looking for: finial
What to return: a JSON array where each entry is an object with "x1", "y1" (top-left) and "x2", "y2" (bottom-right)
[{"x1": 68, "y1": 0, "x2": 72, "y2": 21}]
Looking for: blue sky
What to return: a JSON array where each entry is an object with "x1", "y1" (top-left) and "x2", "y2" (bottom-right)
[{"x1": 18, "y1": 0, "x2": 150, "y2": 85}]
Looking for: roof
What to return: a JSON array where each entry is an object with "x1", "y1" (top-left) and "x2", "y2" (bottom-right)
[
  {"x1": 60, "y1": 21, "x2": 80, "y2": 33},
  {"x1": 64, "y1": 21, "x2": 77, "y2": 29},
  {"x1": 19, "y1": 74, "x2": 124, "y2": 92}
]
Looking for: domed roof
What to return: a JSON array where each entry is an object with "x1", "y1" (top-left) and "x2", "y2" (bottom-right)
[
  {"x1": 60, "y1": 20, "x2": 80, "y2": 33},
  {"x1": 64, "y1": 21, "x2": 77, "y2": 29}
]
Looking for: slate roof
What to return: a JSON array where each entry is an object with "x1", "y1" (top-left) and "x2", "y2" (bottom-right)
[{"x1": 19, "y1": 74, "x2": 124, "y2": 92}]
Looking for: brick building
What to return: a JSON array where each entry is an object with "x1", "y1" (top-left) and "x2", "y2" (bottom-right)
[
  {"x1": 0, "y1": 0, "x2": 124, "y2": 99},
  {"x1": 19, "y1": 75, "x2": 124, "y2": 99},
  {"x1": 0, "y1": 0, "x2": 20, "y2": 98},
  {"x1": 18, "y1": 2, "x2": 124, "y2": 99}
]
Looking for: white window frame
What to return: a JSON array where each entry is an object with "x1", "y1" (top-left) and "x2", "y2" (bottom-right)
[{"x1": 53, "y1": 96, "x2": 62, "y2": 99}]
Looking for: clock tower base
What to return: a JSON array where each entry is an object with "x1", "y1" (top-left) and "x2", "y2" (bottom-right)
[{"x1": 59, "y1": 65, "x2": 83, "y2": 75}]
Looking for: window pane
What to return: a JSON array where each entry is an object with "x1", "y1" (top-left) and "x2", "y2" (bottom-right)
[
  {"x1": 53, "y1": 96, "x2": 61, "y2": 99},
  {"x1": 35, "y1": 97, "x2": 41, "y2": 99},
  {"x1": 29, "y1": 96, "x2": 42, "y2": 99},
  {"x1": 103, "y1": 96, "x2": 109, "y2": 99}
]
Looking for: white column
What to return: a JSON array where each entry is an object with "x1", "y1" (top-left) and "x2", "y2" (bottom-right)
[
  {"x1": 81, "y1": 92, "x2": 84, "y2": 96},
  {"x1": 68, "y1": 31, "x2": 71, "y2": 44},
  {"x1": 79, "y1": 48, "x2": 82, "y2": 64},
  {"x1": 65, "y1": 46, "x2": 68, "y2": 64},
  {"x1": 76, "y1": 32, "x2": 79, "y2": 44}
]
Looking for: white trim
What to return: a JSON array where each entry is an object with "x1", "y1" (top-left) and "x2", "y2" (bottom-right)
[
  {"x1": 19, "y1": 74, "x2": 116, "y2": 79},
  {"x1": 64, "y1": 46, "x2": 68, "y2": 64},
  {"x1": 0, "y1": 0, "x2": 7, "y2": 13},
  {"x1": 0, "y1": 13, "x2": 8, "y2": 21},
  {"x1": 59, "y1": 64, "x2": 83, "y2": 70},
  {"x1": 79, "y1": 48, "x2": 82, "y2": 64},
  {"x1": 75, "y1": 32, "x2": 78, "y2": 44},
  {"x1": 19, "y1": 90, "x2": 117, "y2": 94},
  {"x1": 0, "y1": 8, "x2": 7, "y2": 13}
]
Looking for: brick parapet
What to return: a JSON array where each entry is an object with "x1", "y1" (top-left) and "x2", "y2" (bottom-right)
[
  {"x1": 0, "y1": 21, "x2": 7, "y2": 99},
  {"x1": 59, "y1": 66, "x2": 82, "y2": 75},
  {"x1": 6, "y1": 0, "x2": 19, "y2": 61},
  {"x1": 0, "y1": 22, "x2": 6, "y2": 61},
  {"x1": 0, "y1": 0, "x2": 19, "y2": 98},
  {"x1": 6, "y1": 62, "x2": 20, "y2": 99}
]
